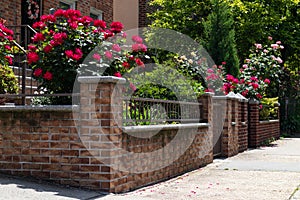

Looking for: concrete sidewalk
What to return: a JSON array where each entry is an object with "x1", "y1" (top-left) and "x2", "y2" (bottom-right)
[{"x1": 0, "y1": 137, "x2": 300, "y2": 200}]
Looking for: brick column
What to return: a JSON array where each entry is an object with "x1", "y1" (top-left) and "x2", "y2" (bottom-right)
[
  {"x1": 238, "y1": 97, "x2": 249, "y2": 152},
  {"x1": 213, "y1": 95, "x2": 239, "y2": 157},
  {"x1": 198, "y1": 92, "x2": 213, "y2": 123},
  {"x1": 78, "y1": 76, "x2": 125, "y2": 192},
  {"x1": 248, "y1": 99, "x2": 260, "y2": 147}
]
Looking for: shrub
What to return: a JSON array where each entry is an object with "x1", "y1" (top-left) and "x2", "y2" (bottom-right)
[
  {"x1": 0, "y1": 21, "x2": 18, "y2": 104},
  {"x1": 0, "y1": 64, "x2": 19, "y2": 104},
  {"x1": 27, "y1": 9, "x2": 147, "y2": 104},
  {"x1": 259, "y1": 97, "x2": 279, "y2": 120}
]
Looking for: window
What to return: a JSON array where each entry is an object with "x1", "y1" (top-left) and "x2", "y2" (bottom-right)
[
  {"x1": 59, "y1": 0, "x2": 76, "y2": 10},
  {"x1": 90, "y1": 7, "x2": 103, "y2": 20}
]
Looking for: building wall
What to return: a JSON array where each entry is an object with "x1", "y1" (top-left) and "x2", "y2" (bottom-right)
[
  {"x1": 113, "y1": 0, "x2": 139, "y2": 30},
  {"x1": 1, "y1": 0, "x2": 114, "y2": 26}
]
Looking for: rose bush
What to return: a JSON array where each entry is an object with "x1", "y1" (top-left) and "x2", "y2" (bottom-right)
[
  {"x1": 27, "y1": 9, "x2": 148, "y2": 104},
  {"x1": 0, "y1": 21, "x2": 14, "y2": 66},
  {"x1": 236, "y1": 37, "x2": 284, "y2": 99},
  {"x1": 0, "y1": 21, "x2": 18, "y2": 101}
]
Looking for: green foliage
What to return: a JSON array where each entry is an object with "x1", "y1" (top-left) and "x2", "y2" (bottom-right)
[
  {"x1": 0, "y1": 64, "x2": 19, "y2": 95},
  {"x1": 281, "y1": 115, "x2": 300, "y2": 134},
  {"x1": 230, "y1": 0, "x2": 300, "y2": 97},
  {"x1": 129, "y1": 60, "x2": 205, "y2": 100},
  {"x1": 259, "y1": 97, "x2": 279, "y2": 120},
  {"x1": 148, "y1": 0, "x2": 211, "y2": 41},
  {"x1": 203, "y1": 0, "x2": 240, "y2": 77}
]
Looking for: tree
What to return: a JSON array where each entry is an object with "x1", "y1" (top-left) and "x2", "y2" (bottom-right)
[
  {"x1": 203, "y1": 0, "x2": 240, "y2": 77},
  {"x1": 148, "y1": 0, "x2": 211, "y2": 41}
]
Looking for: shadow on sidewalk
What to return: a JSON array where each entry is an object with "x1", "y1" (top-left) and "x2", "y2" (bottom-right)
[{"x1": 0, "y1": 173, "x2": 107, "y2": 200}]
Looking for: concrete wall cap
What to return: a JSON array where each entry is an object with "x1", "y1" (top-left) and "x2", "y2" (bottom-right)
[
  {"x1": 78, "y1": 76, "x2": 126, "y2": 84},
  {"x1": 123, "y1": 123, "x2": 210, "y2": 133}
]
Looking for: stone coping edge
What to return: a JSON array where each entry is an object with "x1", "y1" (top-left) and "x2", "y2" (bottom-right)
[
  {"x1": 123, "y1": 123, "x2": 210, "y2": 133},
  {"x1": 0, "y1": 105, "x2": 78, "y2": 112},
  {"x1": 78, "y1": 76, "x2": 126, "y2": 84},
  {"x1": 259, "y1": 119, "x2": 280, "y2": 124}
]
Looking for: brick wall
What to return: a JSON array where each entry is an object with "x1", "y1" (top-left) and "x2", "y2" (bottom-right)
[
  {"x1": 0, "y1": 76, "x2": 214, "y2": 193},
  {"x1": 2, "y1": 0, "x2": 113, "y2": 26},
  {"x1": 213, "y1": 95, "x2": 249, "y2": 157},
  {"x1": 248, "y1": 99, "x2": 280, "y2": 147},
  {"x1": 138, "y1": 0, "x2": 157, "y2": 27},
  {"x1": 0, "y1": 0, "x2": 21, "y2": 26},
  {"x1": 43, "y1": 0, "x2": 113, "y2": 24}
]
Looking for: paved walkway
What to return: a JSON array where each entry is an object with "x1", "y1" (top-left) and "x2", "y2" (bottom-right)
[{"x1": 0, "y1": 136, "x2": 300, "y2": 200}]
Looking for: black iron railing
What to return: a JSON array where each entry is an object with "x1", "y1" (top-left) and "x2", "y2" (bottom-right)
[{"x1": 123, "y1": 97, "x2": 203, "y2": 126}]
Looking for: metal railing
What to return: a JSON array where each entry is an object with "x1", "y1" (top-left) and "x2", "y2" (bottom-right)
[
  {"x1": 7, "y1": 25, "x2": 37, "y2": 50},
  {"x1": 123, "y1": 97, "x2": 203, "y2": 126}
]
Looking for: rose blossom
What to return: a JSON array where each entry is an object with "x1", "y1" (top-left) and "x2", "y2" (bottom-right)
[
  {"x1": 32, "y1": 33, "x2": 45, "y2": 42},
  {"x1": 252, "y1": 82, "x2": 259, "y2": 89},
  {"x1": 122, "y1": 62, "x2": 130, "y2": 69},
  {"x1": 43, "y1": 45, "x2": 53, "y2": 53},
  {"x1": 114, "y1": 72, "x2": 122, "y2": 77},
  {"x1": 112, "y1": 44, "x2": 121, "y2": 52},
  {"x1": 132, "y1": 35, "x2": 143, "y2": 44},
  {"x1": 110, "y1": 21, "x2": 124, "y2": 33},
  {"x1": 105, "y1": 51, "x2": 113, "y2": 59},
  {"x1": 256, "y1": 93, "x2": 263, "y2": 99},
  {"x1": 94, "y1": 20, "x2": 106, "y2": 29},
  {"x1": 129, "y1": 82, "x2": 137, "y2": 91},
  {"x1": 264, "y1": 79, "x2": 270, "y2": 84},
  {"x1": 33, "y1": 68, "x2": 43, "y2": 77},
  {"x1": 92, "y1": 53, "x2": 101, "y2": 61},
  {"x1": 135, "y1": 58, "x2": 144, "y2": 67},
  {"x1": 43, "y1": 71, "x2": 53, "y2": 81},
  {"x1": 5, "y1": 56, "x2": 13, "y2": 65},
  {"x1": 27, "y1": 52, "x2": 39, "y2": 64}
]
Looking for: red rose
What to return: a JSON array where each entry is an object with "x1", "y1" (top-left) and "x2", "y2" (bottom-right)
[
  {"x1": 226, "y1": 74, "x2": 234, "y2": 82},
  {"x1": 79, "y1": 16, "x2": 93, "y2": 26},
  {"x1": 256, "y1": 93, "x2": 263, "y2": 99},
  {"x1": 32, "y1": 22, "x2": 46, "y2": 29},
  {"x1": 72, "y1": 54, "x2": 82, "y2": 61},
  {"x1": 264, "y1": 79, "x2": 270, "y2": 84},
  {"x1": 65, "y1": 50, "x2": 74, "y2": 59},
  {"x1": 32, "y1": 33, "x2": 45, "y2": 42},
  {"x1": 53, "y1": 9, "x2": 66, "y2": 18},
  {"x1": 92, "y1": 53, "x2": 101, "y2": 61},
  {"x1": 43, "y1": 45, "x2": 53, "y2": 53},
  {"x1": 28, "y1": 45, "x2": 37, "y2": 51},
  {"x1": 5, "y1": 56, "x2": 13, "y2": 65},
  {"x1": 135, "y1": 58, "x2": 144, "y2": 67},
  {"x1": 112, "y1": 44, "x2": 121, "y2": 52},
  {"x1": 251, "y1": 82, "x2": 259, "y2": 89},
  {"x1": 132, "y1": 44, "x2": 140, "y2": 52},
  {"x1": 139, "y1": 44, "x2": 147, "y2": 52},
  {"x1": 105, "y1": 51, "x2": 113, "y2": 59},
  {"x1": 94, "y1": 20, "x2": 106, "y2": 29},
  {"x1": 241, "y1": 90, "x2": 249, "y2": 97},
  {"x1": 114, "y1": 72, "x2": 122, "y2": 77},
  {"x1": 129, "y1": 82, "x2": 137, "y2": 91},
  {"x1": 33, "y1": 68, "x2": 43, "y2": 77},
  {"x1": 122, "y1": 62, "x2": 130, "y2": 69},
  {"x1": 27, "y1": 52, "x2": 39, "y2": 64},
  {"x1": 43, "y1": 71, "x2": 53, "y2": 81},
  {"x1": 110, "y1": 21, "x2": 124, "y2": 33},
  {"x1": 132, "y1": 35, "x2": 143, "y2": 43}
]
